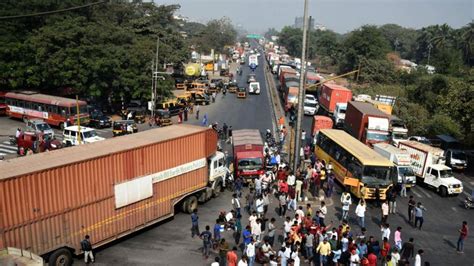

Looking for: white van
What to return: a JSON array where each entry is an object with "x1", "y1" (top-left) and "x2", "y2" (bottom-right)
[
  {"x1": 63, "y1": 126, "x2": 105, "y2": 146},
  {"x1": 248, "y1": 82, "x2": 261, "y2": 94}
]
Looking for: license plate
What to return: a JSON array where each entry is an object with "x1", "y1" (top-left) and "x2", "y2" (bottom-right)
[{"x1": 455, "y1": 188, "x2": 462, "y2": 193}]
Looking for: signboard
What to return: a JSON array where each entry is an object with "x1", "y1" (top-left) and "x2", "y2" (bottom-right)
[
  {"x1": 246, "y1": 34, "x2": 262, "y2": 39},
  {"x1": 8, "y1": 105, "x2": 49, "y2": 119}
]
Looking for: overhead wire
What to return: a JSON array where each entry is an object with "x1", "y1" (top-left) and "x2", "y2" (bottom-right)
[{"x1": 0, "y1": 1, "x2": 108, "y2": 20}]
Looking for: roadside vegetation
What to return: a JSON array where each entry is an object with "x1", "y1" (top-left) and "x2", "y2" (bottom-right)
[
  {"x1": 268, "y1": 23, "x2": 473, "y2": 145},
  {"x1": 0, "y1": 1, "x2": 236, "y2": 104}
]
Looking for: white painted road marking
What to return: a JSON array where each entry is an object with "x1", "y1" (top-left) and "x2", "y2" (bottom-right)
[
  {"x1": 418, "y1": 187, "x2": 433, "y2": 198},
  {"x1": 0, "y1": 148, "x2": 15, "y2": 154},
  {"x1": 0, "y1": 144, "x2": 17, "y2": 151},
  {"x1": 411, "y1": 187, "x2": 423, "y2": 198},
  {"x1": 451, "y1": 207, "x2": 458, "y2": 212}
]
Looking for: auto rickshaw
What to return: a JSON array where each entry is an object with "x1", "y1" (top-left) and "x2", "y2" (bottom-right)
[
  {"x1": 133, "y1": 109, "x2": 147, "y2": 124},
  {"x1": 112, "y1": 120, "x2": 138, "y2": 137},
  {"x1": 237, "y1": 87, "x2": 247, "y2": 98},
  {"x1": 17, "y1": 131, "x2": 62, "y2": 155},
  {"x1": 156, "y1": 110, "x2": 173, "y2": 127}
]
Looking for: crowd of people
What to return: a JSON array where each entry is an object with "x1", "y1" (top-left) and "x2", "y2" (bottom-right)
[{"x1": 191, "y1": 147, "x2": 469, "y2": 266}]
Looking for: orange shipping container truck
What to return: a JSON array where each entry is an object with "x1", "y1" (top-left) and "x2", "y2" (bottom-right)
[
  {"x1": 0, "y1": 125, "x2": 230, "y2": 265},
  {"x1": 311, "y1": 115, "x2": 334, "y2": 137}
]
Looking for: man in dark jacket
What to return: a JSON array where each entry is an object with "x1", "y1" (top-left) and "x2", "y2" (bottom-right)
[
  {"x1": 400, "y1": 237, "x2": 415, "y2": 263},
  {"x1": 81, "y1": 235, "x2": 94, "y2": 264}
]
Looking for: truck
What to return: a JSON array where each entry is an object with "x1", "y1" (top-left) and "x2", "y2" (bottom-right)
[
  {"x1": 184, "y1": 63, "x2": 202, "y2": 77},
  {"x1": 249, "y1": 54, "x2": 258, "y2": 69},
  {"x1": 311, "y1": 115, "x2": 333, "y2": 144},
  {"x1": 389, "y1": 115, "x2": 408, "y2": 146},
  {"x1": 0, "y1": 124, "x2": 229, "y2": 265},
  {"x1": 318, "y1": 83, "x2": 352, "y2": 126},
  {"x1": 398, "y1": 140, "x2": 463, "y2": 196},
  {"x1": 373, "y1": 143, "x2": 417, "y2": 187},
  {"x1": 344, "y1": 101, "x2": 390, "y2": 147},
  {"x1": 233, "y1": 129, "x2": 265, "y2": 182}
]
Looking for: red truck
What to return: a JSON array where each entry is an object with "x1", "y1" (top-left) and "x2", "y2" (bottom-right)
[
  {"x1": 318, "y1": 83, "x2": 352, "y2": 114},
  {"x1": 344, "y1": 101, "x2": 390, "y2": 147},
  {"x1": 279, "y1": 67, "x2": 297, "y2": 88},
  {"x1": 233, "y1": 129, "x2": 265, "y2": 182},
  {"x1": 311, "y1": 115, "x2": 334, "y2": 137}
]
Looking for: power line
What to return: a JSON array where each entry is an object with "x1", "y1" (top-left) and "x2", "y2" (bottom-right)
[{"x1": 0, "y1": 1, "x2": 108, "y2": 20}]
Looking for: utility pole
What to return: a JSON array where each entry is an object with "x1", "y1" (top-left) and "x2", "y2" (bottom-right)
[
  {"x1": 151, "y1": 37, "x2": 159, "y2": 119},
  {"x1": 293, "y1": 0, "x2": 309, "y2": 173}
]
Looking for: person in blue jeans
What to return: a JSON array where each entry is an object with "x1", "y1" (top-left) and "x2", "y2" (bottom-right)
[
  {"x1": 191, "y1": 209, "x2": 200, "y2": 238},
  {"x1": 200, "y1": 225, "x2": 212, "y2": 259}
]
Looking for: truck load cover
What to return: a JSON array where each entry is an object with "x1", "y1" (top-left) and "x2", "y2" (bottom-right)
[
  {"x1": 319, "y1": 83, "x2": 352, "y2": 114},
  {"x1": 311, "y1": 115, "x2": 334, "y2": 136},
  {"x1": 373, "y1": 143, "x2": 411, "y2": 166},
  {"x1": 0, "y1": 124, "x2": 217, "y2": 260},
  {"x1": 233, "y1": 129, "x2": 264, "y2": 152},
  {"x1": 344, "y1": 101, "x2": 389, "y2": 142}
]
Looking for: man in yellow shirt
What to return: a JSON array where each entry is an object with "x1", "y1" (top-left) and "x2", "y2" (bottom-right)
[{"x1": 316, "y1": 238, "x2": 331, "y2": 266}]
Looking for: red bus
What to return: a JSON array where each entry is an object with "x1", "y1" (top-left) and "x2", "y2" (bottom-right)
[
  {"x1": 0, "y1": 91, "x2": 6, "y2": 115},
  {"x1": 5, "y1": 91, "x2": 89, "y2": 129}
]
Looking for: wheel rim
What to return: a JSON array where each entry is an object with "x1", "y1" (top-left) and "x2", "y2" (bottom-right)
[{"x1": 56, "y1": 254, "x2": 69, "y2": 266}]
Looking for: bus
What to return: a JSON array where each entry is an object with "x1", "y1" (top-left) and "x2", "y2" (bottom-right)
[
  {"x1": 315, "y1": 129, "x2": 395, "y2": 200},
  {"x1": 5, "y1": 91, "x2": 89, "y2": 129},
  {"x1": 0, "y1": 91, "x2": 6, "y2": 115}
]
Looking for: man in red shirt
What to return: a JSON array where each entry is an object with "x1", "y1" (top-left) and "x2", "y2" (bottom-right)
[
  {"x1": 226, "y1": 246, "x2": 238, "y2": 266},
  {"x1": 380, "y1": 237, "x2": 391, "y2": 263},
  {"x1": 367, "y1": 252, "x2": 377, "y2": 266},
  {"x1": 457, "y1": 221, "x2": 468, "y2": 253},
  {"x1": 279, "y1": 180, "x2": 289, "y2": 194}
]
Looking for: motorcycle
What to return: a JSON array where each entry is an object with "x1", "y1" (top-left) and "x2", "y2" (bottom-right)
[{"x1": 464, "y1": 193, "x2": 474, "y2": 209}]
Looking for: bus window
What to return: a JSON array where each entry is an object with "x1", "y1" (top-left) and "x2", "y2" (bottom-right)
[{"x1": 60, "y1": 107, "x2": 67, "y2": 117}]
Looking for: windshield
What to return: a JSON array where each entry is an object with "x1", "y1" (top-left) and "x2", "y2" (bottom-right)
[
  {"x1": 287, "y1": 94, "x2": 298, "y2": 103},
  {"x1": 238, "y1": 158, "x2": 263, "y2": 171},
  {"x1": 250, "y1": 84, "x2": 259, "y2": 89},
  {"x1": 440, "y1": 169, "x2": 453, "y2": 178},
  {"x1": 452, "y1": 151, "x2": 467, "y2": 160},
  {"x1": 398, "y1": 166, "x2": 415, "y2": 176},
  {"x1": 82, "y1": 130, "x2": 98, "y2": 139},
  {"x1": 362, "y1": 166, "x2": 392, "y2": 185},
  {"x1": 36, "y1": 123, "x2": 51, "y2": 131},
  {"x1": 339, "y1": 108, "x2": 346, "y2": 114},
  {"x1": 366, "y1": 131, "x2": 390, "y2": 142},
  {"x1": 70, "y1": 105, "x2": 88, "y2": 115},
  {"x1": 305, "y1": 102, "x2": 318, "y2": 108},
  {"x1": 392, "y1": 132, "x2": 408, "y2": 139}
]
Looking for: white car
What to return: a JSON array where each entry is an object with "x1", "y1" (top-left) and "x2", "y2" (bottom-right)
[
  {"x1": 63, "y1": 125, "x2": 105, "y2": 146},
  {"x1": 305, "y1": 95, "x2": 317, "y2": 102},
  {"x1": 304, "y1": 101, "x2": 319, "y2": 115},
  {"x1": 26, "y1": 119, "x2": 55, "y2": 139},
  {"x1": 248, "y1": 82, "x2": 261, "y2": 94}
]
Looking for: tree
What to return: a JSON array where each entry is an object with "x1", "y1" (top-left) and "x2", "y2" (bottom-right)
[
  {"x1": 426, "y1": 113, "x2": 463, "y2": 138},
  {"x1": 190, "y1": 18, "x2": 237, "y2": 54},
  {"x1": 278, "y1": 26, "x2": 303, "y2": 58},
  {"x1": 379, "y1": 24, "x2": 419, "y2": 59},
  {"x1": 395, "y1": 99, "x2": 430, "y2": 136},
  {"x1": 458, "y1": 22, "x2": 474, "y2": 66},
  {"x1": 264, "y1": 28, "x2": 279, "y2": 40},
  {"x1": 340, "y1": 25, "x2": 390, "y2": 73}
]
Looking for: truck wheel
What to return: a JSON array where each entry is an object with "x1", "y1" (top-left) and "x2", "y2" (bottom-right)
[
  {"x1": 186, "y1": 196, "x2": 198, "y2": 214},
  {"x1": 213, "y1": 182, "x2": 222, "y2": 198},
  {"x1": 181, "y1": 200, "x2": 189, "y2": 213},
  {"x1": 48, "y1": 248, "x2": 72, "y2": 266},
  {"x1": 439, "y1": 186, "x2": 448, "y2": 197}
]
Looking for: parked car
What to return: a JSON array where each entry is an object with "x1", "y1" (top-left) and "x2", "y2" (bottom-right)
[
  {"x1": 445, "y1": 149, "x2": 468, "y2": 171},
  {"x1": 248, "y1": 82, "x2": 261, "y2": 94},
  {"x1": 26, "y1": 119, "x2": 55, "y2": 138},
  {"x1": 247, "y1": 74, "x2": 256, "y2": 83},
  {"x1": 408, "y1": 136, "x2": 432, "y2": 145}
]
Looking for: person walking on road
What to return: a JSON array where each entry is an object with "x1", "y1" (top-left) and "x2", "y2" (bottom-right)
[
  {"x1": 388, "y1": 189, "x2": 397, "y2": 214},
  {"x1": 200, "y1": 225, "x2": 213, "y2": 259},
  {"x1": 400, "y1": 238, "x2": 415, "y2": 263},
  {"x1": 227, "y1": 247, "x2": 238, "y2": 266},
  {"x1": 408, "y1": 196, "x2": 416, "y2": 225},
  {"x1": 457, "y1": 221, "x2": 468, "y2": 253},
  {"x1": 319, "y1": 201, "x2": 327, "y2": 227},
  {"x1": 232, "y1": 193, "x2": 242, "y2": 217},
  {"x1": 341, "y1": 190, "x2": 352, "y2": 220},
  {"x1": 355, "y1": 200, "x2": 366, "y2": 228},
  {"x1": 228, "y1": 126, "x2": 233, "y2": 144},
  {"x1": 81, "y1": 235, "x2": 94, "y2": 264},
  {"x1": 218, "y1": 238, "x2": 230, "y2": 266},
  {"x1": 195, "y1": 104, "x2": 200, "y2": 120},
  {"x1": 414, "y1": 249, "x2": 424, "y2": 266},
  {"x1": 381, "y1": 201, "x2": 389, "y2": 224},
  {"x1": 394, "y1": 226, "x2": 403, "y2": 250},
  {"x1": 400, "y1": 175, "x2": 407, "y2": 197},
  {"x1": 414, "y1": 202, "x2": 426, "y2": 230},
  {"x1": 191, "y1": 209, "x2": 200, "y2": 238}
]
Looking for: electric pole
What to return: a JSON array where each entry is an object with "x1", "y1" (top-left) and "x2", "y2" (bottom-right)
[
  {"x1": 293, "y1": 0, "x2": 309, "y2": 173},
  {"x1": 151, "y1": 37, "x2": 159, "y2": 119}
]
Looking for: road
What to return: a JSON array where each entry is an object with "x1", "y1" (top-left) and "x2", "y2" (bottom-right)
[{"x1": 1, "y1": 52, "x2": 472, "y2": 265}]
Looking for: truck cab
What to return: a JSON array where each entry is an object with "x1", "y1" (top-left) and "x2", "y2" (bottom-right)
[
  {"x1": 207, "y1": 151, "x2": 231, "y2": 192},
  {"x1": 333, "y1": 103, "x2": 347, "y2": 128},
  {"x1": 424, "y1": 164, "x2": 463, "y2": 196}
]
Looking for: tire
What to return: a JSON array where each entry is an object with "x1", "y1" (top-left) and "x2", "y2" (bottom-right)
[
  {"x1": 181, "y1": 199, "x2": 189, "y2": 213},
  {"x1": 185, "y1": 196, "x2": 198, "y2": 214},
  {"x1": 213, "y1": 181, "x2": 222, "y2": 198},
  {"x1": 48, "y1": 248, "x2": 72, "y2": 266},
  {"x1": 439, "y1": 186, "x2": 448, "y2": 197}
]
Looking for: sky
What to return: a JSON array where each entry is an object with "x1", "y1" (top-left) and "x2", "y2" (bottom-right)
[{"x1": 159, "y1": 0, "x2": 473, "y2": 34}]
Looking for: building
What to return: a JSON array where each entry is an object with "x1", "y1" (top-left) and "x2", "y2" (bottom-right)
[{"x1": 294, "y1": 16, "x2": 315, "y2": 29}]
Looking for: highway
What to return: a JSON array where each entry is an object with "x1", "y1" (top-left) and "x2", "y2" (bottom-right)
[{"x1": 0, "y1": 52, "x2": 472, "y2": 265}]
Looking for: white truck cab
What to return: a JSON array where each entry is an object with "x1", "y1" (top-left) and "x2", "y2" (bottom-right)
[
  {"x1": 424, "y1": 164, "x2": 463, "y2": 196},
  {"x1": 207, "y1": 151, "x2": 231, "y2": 195},
  {"x1": 333, "y1": 103, "x2": 347, "y2": 128},
  {"x1": 373, "y1": 143, "x2": 417, "y2": 187},
  {"x1": 248, "y1": 82, "x2": 261, "y2": 94}
]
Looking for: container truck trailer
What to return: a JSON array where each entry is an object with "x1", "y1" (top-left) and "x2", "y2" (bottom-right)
[
  {"x1": 233, "y1": 129, "x2": 265, "y2": 182},
  {"x1": 0, "y1": 124, "x2": 229, "y2": 265}
]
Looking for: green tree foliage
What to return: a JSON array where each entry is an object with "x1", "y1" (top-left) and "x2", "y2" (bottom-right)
[
  {"x1": 0, "y1": 1, "x2": 189, "y2": 101},
  {"x1": 426, "y1": 113, "x2": 463, "y2": 138},
  {"x1": 395, "y1": 98, "x2": 430, "y2": 136},
  {"x1": 278, "y1": 26, "x2": 303, "y2": 58},
  {"x1": 340, "y1": 25, "x2": 390, "y2": 73},
  {"x1": 186, "y1": 18, "x2": 237, "y2": 54},
  {"x1": 379, "y1": 24, "x2": 419, "y2": 59},
  {"x1": 264, "y1": 28, "x2": 279, "y2": 40}
]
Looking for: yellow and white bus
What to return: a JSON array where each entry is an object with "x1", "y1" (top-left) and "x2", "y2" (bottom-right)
[{"x1": 316, "y1": 129, "x2": 395, "y2": 200}]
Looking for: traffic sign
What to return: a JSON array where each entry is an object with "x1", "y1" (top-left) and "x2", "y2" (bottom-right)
[{"x1": 246, "y1": 34, "x2": 262, "y2": 39}]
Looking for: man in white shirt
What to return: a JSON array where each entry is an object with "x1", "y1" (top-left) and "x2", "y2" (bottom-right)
[
  {"x1": 381, "y1": 223, "x2": 391, "y2": 241},
  {"x1": 284, "y1": 217, "x2": 292, "y2": 235},
  {"x1": 255, "y1": 196, "x2": 265, "y2": 217},
  {"x1": 319, "y1": 201, "x2": 327, "y2": 227},
  {"x1": 414, "y1": 249, "x2": 424, "y2": 266},
  {"x1": 287, "y1": 172, "x2": 296, "y2": 186},
  {"x1": 249, "y1": 212, "x2": 258, "y2": 228},
  {"x1": 296, "y1": 206, "x2": 305, "y2": 221},
  {"x1": 246, "y1": 239, "x2": 256, "y2": 265},
  {"x1": 251, "y1": 219, "x2": 262, "y2": 242},
  {"x1": 355, "y1": 200, "x2": 366, "y2": 228}
]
